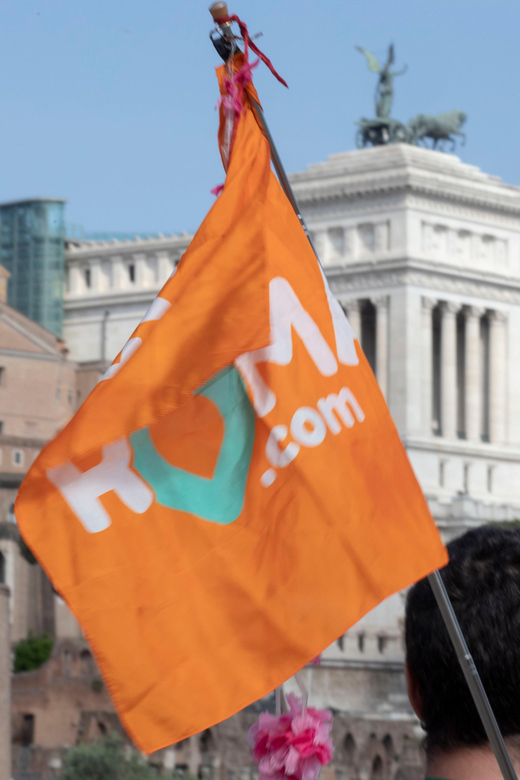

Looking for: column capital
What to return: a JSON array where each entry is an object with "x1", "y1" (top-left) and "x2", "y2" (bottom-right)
[
  {"x1": 463, "y1": 305, "x2": 486, "y2": 320},
  {"x1": 488, "y1": 309, "x2": 508, "y2": 325},
  {"x1": 439, "y1": 300, "x2": 461, "y2": 315},
  {"x1": 346, "y1": 298, "x2": 362, "y2": 313},
  {"x1": 421, "y1": 296, "x2": 437, "y2": 312},
  {"x1": 371, "y1": 294, "x2": 389, "y2": 310}
]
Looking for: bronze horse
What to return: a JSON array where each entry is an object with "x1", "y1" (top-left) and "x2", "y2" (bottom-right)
[{"x1": 407, "y1": 110, "x2": 467, "y2": 151}]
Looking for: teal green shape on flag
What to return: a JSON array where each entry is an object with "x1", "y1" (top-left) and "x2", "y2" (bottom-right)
[{"x1": 130, "y1": 366, "x2": 255, "y2": 524}]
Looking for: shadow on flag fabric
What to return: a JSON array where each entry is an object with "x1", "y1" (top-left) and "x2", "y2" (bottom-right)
[{"x1": 15, "y1": 60, "x2": 448, "y2": 753}]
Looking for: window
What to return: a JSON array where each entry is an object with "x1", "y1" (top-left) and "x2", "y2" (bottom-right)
[
  {"x1": 377, "y1": 635, "x2": 387, "y2": 654},
  {"x1": 463, "y1": 462, "x2": 470, "y2": 493},
  {"x1": 8, "y1": 503, "x2": 15, "y2": 523},
  {"x1": 21, "y1": 714, "x2": 35, "y2": 747},
  {"x1": 67, "y1": 389, "x2": 73, "y2": 405},
  {"x1": 0, "y1": 551, "x2": 5, "y2": 584},
  {"x1": 128, "y1": 263, "x2": 135, "y2": 283},
  {"x1": 487, "y1": 465, "x2": 494, "y2": 493},
  {"x1": 337, "y1": 634, "x2": 344, "y2": 651},
  {"x1": 12, "y1": 449, "x2": 24, "y2": 467},
  {"x1": 0, "y1": 421, "x2": 4, "y2": 434},
  {"x1": 62, "y1": 650, "x2": 72, "y2": 676},
  {"x1": 439, "y1": 459, "x2": 447, "y2": 487},
  {"x1": 84, "y1": 268, "x2": 91, "y2": 288},
  {"x1": 0, "y1": 367, "x2": 5, "y2": 386},
  {"x1": 358, "y1": 633, "x2": 365, "y2": 652}
]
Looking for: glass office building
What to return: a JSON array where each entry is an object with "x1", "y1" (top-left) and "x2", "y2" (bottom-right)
[{"x1": 0, "y1": 198, "x2": 66, "y2": 336}]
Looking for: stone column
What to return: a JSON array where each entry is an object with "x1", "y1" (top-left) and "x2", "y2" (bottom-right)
[
  {"x1": 372, "y1": 295, "x2": 389, "y2": 399},
  {"x1": 440, "y1": 302, "x2": 459, "y2": 439},
  {"x1": 421, "y1": 297, "x2": 436, "y2": 436},
  {"x1": 346, "y1": 299, "x2": 361, "y2": 341},
  {"x1": 0, "y1": 584, "x2": 10, "y2": 780},
  {"x1": 69, "y1": 264, "x2": 82, "y2": 295},
  {"x1": 464, "y1": 306, "x2": 485, "y2": 442},
  {"x1": 489, "y1": 310, "x2": 508, "y2": 444},
  {"x1": 312, "y1": 231, "x2": 327, "y2": 265}
]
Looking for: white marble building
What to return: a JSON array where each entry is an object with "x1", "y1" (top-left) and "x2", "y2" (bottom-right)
[
  {"x1": 64, "y1": 233, "x2": 191, "y2": 365},
  {"x1": 63, "y1": 144, "x2": 520, "y2": 717}
]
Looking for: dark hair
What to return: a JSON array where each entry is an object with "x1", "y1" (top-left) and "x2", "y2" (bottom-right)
[{"x1": 405, "y1": 525, "x2": 520, "y2": 752}]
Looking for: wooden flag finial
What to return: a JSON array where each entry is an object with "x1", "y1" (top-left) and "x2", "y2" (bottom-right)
[{"x1": 209, "y1": 2, "x2": 230, "y2": 23}]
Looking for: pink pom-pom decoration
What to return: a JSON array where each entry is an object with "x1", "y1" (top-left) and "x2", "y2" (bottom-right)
[{"x1": 248, "y1": 693, "x2": 334, "y2": 780}]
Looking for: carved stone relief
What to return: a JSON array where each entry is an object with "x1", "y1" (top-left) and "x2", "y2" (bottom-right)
[{"x1": 421, "y1": 220, "x2": 509, "y2": 270}]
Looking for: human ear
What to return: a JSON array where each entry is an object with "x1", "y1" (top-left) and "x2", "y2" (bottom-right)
[{"x1": 405, "y1": 661, "x2": 424, "y2": 722}]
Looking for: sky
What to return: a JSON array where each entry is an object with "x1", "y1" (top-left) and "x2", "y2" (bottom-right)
[{"x1": 0, "y1": 0, "x2": 518, "y2": 236}]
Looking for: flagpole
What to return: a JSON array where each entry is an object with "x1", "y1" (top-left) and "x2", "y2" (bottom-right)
[
  {"x1": 428, "y1": 570, "x2": 517, "y2": 780},
  {"x1": 208, "y1": 8, "x2": 518, "y2": 779}
]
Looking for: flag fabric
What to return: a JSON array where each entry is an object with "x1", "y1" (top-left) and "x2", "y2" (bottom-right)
[{"x1": 15, "y1": 61, "x2": 447, "y2": 753}]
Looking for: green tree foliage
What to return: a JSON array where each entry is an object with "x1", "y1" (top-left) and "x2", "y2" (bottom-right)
[
  {"x1": 62, "y1": 733, "x2": 157, "y2": 780},
  {"x1": 13, "y1": 632, "x2": 53, "y2": 673}
]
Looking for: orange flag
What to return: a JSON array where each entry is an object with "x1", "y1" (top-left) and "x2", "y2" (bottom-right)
[{"x1": 15, "y1": 64, "x2": 447, "y2": 753}]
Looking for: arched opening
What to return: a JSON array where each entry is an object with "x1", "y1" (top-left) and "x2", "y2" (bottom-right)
[
  {"x1": 382, "y1": 734, "x2": 394, "y2": 760},
  {"x1": 200, "y1": 728, "x2": 216, "y2": 751},
  {"x1": 62, "y1": 649, "x2": 72, "y2": 676},
  {"x1": 21, "y1": 714, "x2": 35, "y2": 747},
  {"x1": 200, "y1": 727, "x2": 217, "y2": 772},
  {"x1": 344, "y1": 733, "x2": 356, "y2": 765},
  {"x1": 0, "y1": 550, "x2": 5, "y2": 584},
  {"x1": 370, "y1": 755, "x2": 383, "y2": 780},
  {"x1": 80, "y1": 648, "x2": 95, "y2": 676}
]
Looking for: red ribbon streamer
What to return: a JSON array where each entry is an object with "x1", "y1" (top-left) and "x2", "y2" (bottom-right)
[{"x1": 217, "y1": 14, "x2": 288, "y2": 89}]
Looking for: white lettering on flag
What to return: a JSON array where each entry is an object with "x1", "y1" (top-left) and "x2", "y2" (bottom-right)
[
  {"x1": 47, "y1": 439, "x2": 153, "y2": 533},
  {"x1": 236, "y1": 277, "x2": 358, "y2": 417},
  {"x1": 317, "y1": 388, "x2": 365, "y2": 434}
]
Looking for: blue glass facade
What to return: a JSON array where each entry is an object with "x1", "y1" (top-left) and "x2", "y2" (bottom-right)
[{"x1": 0, "y1": 199, "x2": 66, "y2": 336}]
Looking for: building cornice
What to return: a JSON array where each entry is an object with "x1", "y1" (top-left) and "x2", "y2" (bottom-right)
[
  {"x1": 0, "y1": 522, "x2": 19, "y2": 541},
  {"x1": 65, "y1": 234, "x2": 192, "y2": 261},
  {"x1": 404, "y1": 435, "x2": 520, "y2": 463},
  {"x1": 290, "y1": 146, "x2": 520, "y2": 217},
  {"x1": 0, "y1": 473, "x2": 25, "y2": 489},
  {"x1": 64, "y1": 289, "x2": 159, "y2": 312},
  {"x1": 327, "y1": 257, "x2": 520, "y2": 303},
  {"x1": 0, "y1": 347, "x2": 64, "y2": 363}
]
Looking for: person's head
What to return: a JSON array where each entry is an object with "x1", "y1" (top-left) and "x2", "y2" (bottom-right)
[{"x1": 405, "y1": 525, "x2": 520, "y2": 755}]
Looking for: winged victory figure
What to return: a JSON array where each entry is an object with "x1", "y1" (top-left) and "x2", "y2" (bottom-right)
[{"x1": 356, "y1": 44, "x2": 407, "y2": 120}]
